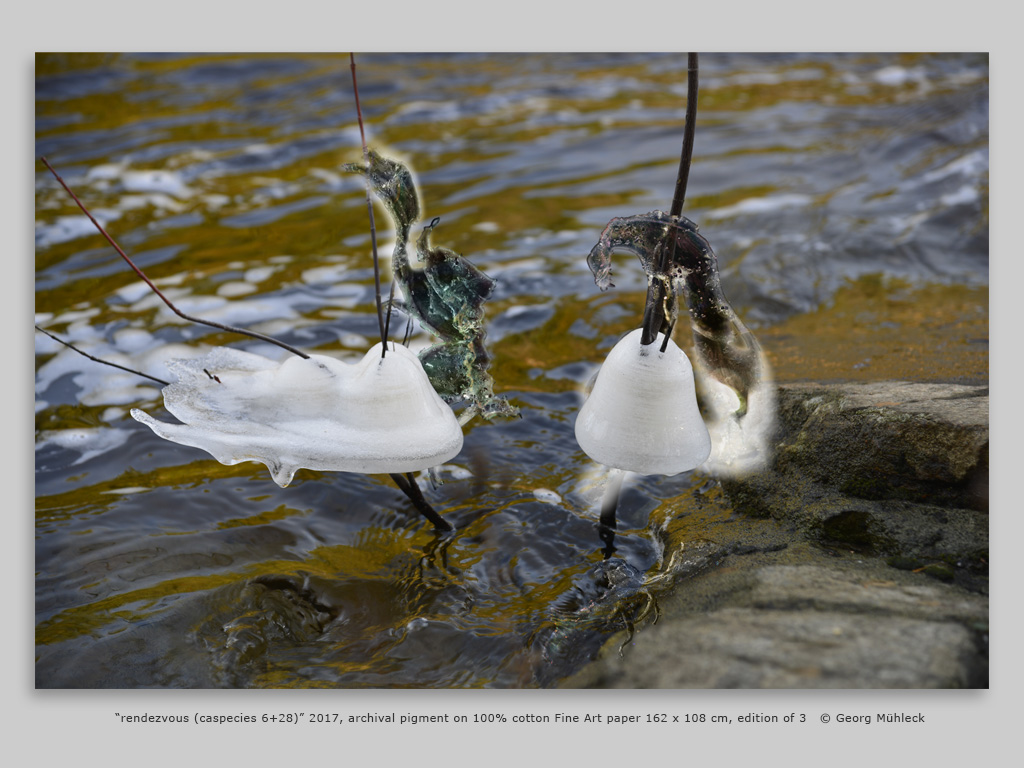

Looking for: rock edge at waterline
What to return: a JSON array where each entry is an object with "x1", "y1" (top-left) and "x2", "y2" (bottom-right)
[{"x1": 562, "y1": 381, "x2": 988, "y2": 689}]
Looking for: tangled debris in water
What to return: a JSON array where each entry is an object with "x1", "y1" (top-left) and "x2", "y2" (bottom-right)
[
  {"x1": 344, "y1": 150, "x2": 518, "y2": 425},
  {"x1": 532, "y1": 539, "x2": 720, "y2": 683}
]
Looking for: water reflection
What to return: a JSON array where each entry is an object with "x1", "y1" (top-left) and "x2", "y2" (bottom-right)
[{"x1": 35, "y1": 53, "x2": 988, "y2": 688}]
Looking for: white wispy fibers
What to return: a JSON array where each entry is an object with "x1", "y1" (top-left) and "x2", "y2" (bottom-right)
[{"x1": 696, "y1": 351, "x2": 776, "y2": 479}]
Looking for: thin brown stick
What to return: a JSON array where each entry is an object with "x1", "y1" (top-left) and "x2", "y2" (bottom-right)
[
  {"x1": 35, "y1": 325, "x2": 170, "y2": 386},
  {"x1": 349, "y1": 53, "x2": 388, "y2": 358},
  {"x1": 39, "y1": 156, "x2": 310, "y2": 360}
]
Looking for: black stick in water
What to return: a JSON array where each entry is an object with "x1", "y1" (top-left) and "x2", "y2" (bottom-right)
[
  {"x1": 39, "y1": 157, "x2": 311, "y2": 360},
  {"x1": 670, "y1": 53, "x2": 700, "y2": 219},
  {"x1": 598, "y1": 468, "x2": 625, "y2": 559},
  {"x1": 389, "y1": 472, "x2": 454, "y2": 532}
]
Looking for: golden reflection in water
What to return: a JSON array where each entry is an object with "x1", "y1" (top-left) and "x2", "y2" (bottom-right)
[
  {"x1": 758, "y1": 276, "x2": 988, "y2": 384},
  {"x1": 35, "y1": 53, "x2": 988, "y2": 687}
]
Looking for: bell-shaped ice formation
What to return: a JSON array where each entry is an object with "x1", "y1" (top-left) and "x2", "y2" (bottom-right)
[
  {"x1": 574, "y1": 329, "x2": 711, "y2": 476},
  {"x1": 131, "y1": 343, "x2": 463, "y2": 487}
]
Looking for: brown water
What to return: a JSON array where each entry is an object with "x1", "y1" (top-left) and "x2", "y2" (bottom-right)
[{"x1": 35, "y1": 52, "x2": 988, "y2": 688}]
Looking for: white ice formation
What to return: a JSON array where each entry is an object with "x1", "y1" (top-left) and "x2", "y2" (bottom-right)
[
  {"x1": 131, "y1": 343, "x2": 463, "y2": 487},
  {"x1": 574, "y1": 328, "x2": 712, "y2": 476}
]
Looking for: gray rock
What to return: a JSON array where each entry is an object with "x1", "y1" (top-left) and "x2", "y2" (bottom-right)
[
  {"x1": 746, "y1": 564, "x2": 987, "y2": 624},
  {"x1": 721, "y1": 381, "x2": 988, "y2": 569},
  {"x1": 577, "y1": 609, "x2": 980, "y2": 689},
  {"x1": 565, "y1": 562, "x2": 988, "y2": 689},
  {"x1": 561, "y1": 381, "x2": 990, "y2": 689}
]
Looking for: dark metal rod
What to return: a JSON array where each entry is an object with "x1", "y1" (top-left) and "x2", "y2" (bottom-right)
[
  {"x1": 597, "y1": 467, "x2": 624, "y2": 557},
  {"x1": 389, "y1": 472, "x2": 454, "y2": 532},
  {"x1": 640, "y1": 53, "x2": 699, "y2": 347},
  {"x1": 670, "y1": 53, "x2": 700, "y2": 218}
]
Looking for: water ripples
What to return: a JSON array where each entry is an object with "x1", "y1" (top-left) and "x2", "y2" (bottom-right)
[{"x1": 35, "y1": 52, "x2": 988, "y2": 687}]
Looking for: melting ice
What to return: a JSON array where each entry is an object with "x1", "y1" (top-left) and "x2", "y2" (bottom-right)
[
  {"x1": 575, "y1": 329, "x2": 711, "y2": 476},
  {"x1": 132, "y1": 343, "x2": 463, "y2": 487}
]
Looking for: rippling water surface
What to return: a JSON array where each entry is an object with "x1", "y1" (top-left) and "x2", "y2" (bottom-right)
[{"x1": 35, "y1": 52, "x2": 988, "y2": 688}]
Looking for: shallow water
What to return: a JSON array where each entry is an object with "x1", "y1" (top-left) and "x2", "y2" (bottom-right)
[{"x1": 34, "y1": 52, "x2": 988, "y2": 688}]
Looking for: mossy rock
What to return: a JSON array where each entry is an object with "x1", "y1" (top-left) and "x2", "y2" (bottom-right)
[{"x1": 722, "y1": 381, "x2": 988, "y2": 574}]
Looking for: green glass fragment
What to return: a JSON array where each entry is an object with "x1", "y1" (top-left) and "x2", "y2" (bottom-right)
[{"x1": 345, "y1": 149, "x2": 518, "y2": 422}]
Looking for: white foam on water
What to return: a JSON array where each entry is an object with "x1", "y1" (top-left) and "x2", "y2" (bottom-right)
[
  {"x1": 446, "y1": 465, "x2": 473, "y2": 481},
  {"x1": 940, "y1": 185, "x2": 980, "y2": 207},
  {"x1": 115, "y1": 271, "x2": 190, "y2": 304},
  {"x1": 47, "y1": 307, "x2": 101, "y2": 328},
  {"x1": 923, "y1": 150, "x2": 988, "y2": 182},
  {"x1": 112, "y1": 327, "x2": 158, "y2": 353},
  {"x1": 301, "y1": 264, "x2": 349, "y2": 285},
  {"x1": 35, "y1": 211, "x2": 121, "y2": 247},
  {"x1": 115, "y1": 281, "x2": 158, "y2": 304},
  {"x1": 217, "y1": 281, "x2": 258, "y2": 298},
  {"x1": 86, "y1": 163, "x2": 125, "y2": 182},
  {"x1": 241, "y1": 143, "x2": 274, "y2": 156},
  {"x1": 36, "y1": 427, "x2": 132, "y2": 467},
  {"x1": 706, "y1": 194, "x2": 812, "y2": 220},
  {"x1": 101, "y1": 407, "x2": 126, "y2": 422},
  {"x1": 873, "y1": 65, "x2": 927, "y2": 87},
  {"x1": 117, "y1": 193, "x2": 187, "y2": 214},
  {"x1": 135, "y1": 290, "x2": 301, "y2": 331},
  {"x1": 309, "y1": 167, "x2": 343, "y2": 186},
  {"x1": 339, "y1": 333, "x2": 371, "y2": 349},
  {"x1": 533, "y1": 488, "x2": 562, "y2": 504},
  {"x1": 121, "y1": 170, "x2": 192, "y2": 198},
  {"x1": 199, "y1": 194, "x2": 231, "y2": 210},
  {"x1": 36, "y1": 323, "x2": 211, "y2": 410},
  {"x1": 392, "y1": 99, "x2": 462, "y2": 122},
  {"x1": 244, "y1": 266, "x2": 278, "y2": 284}
]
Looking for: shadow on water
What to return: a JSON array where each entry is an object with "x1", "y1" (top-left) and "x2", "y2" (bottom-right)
[{"x1": 35, "y1": 52, "x2": 987, "y2": 688}]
